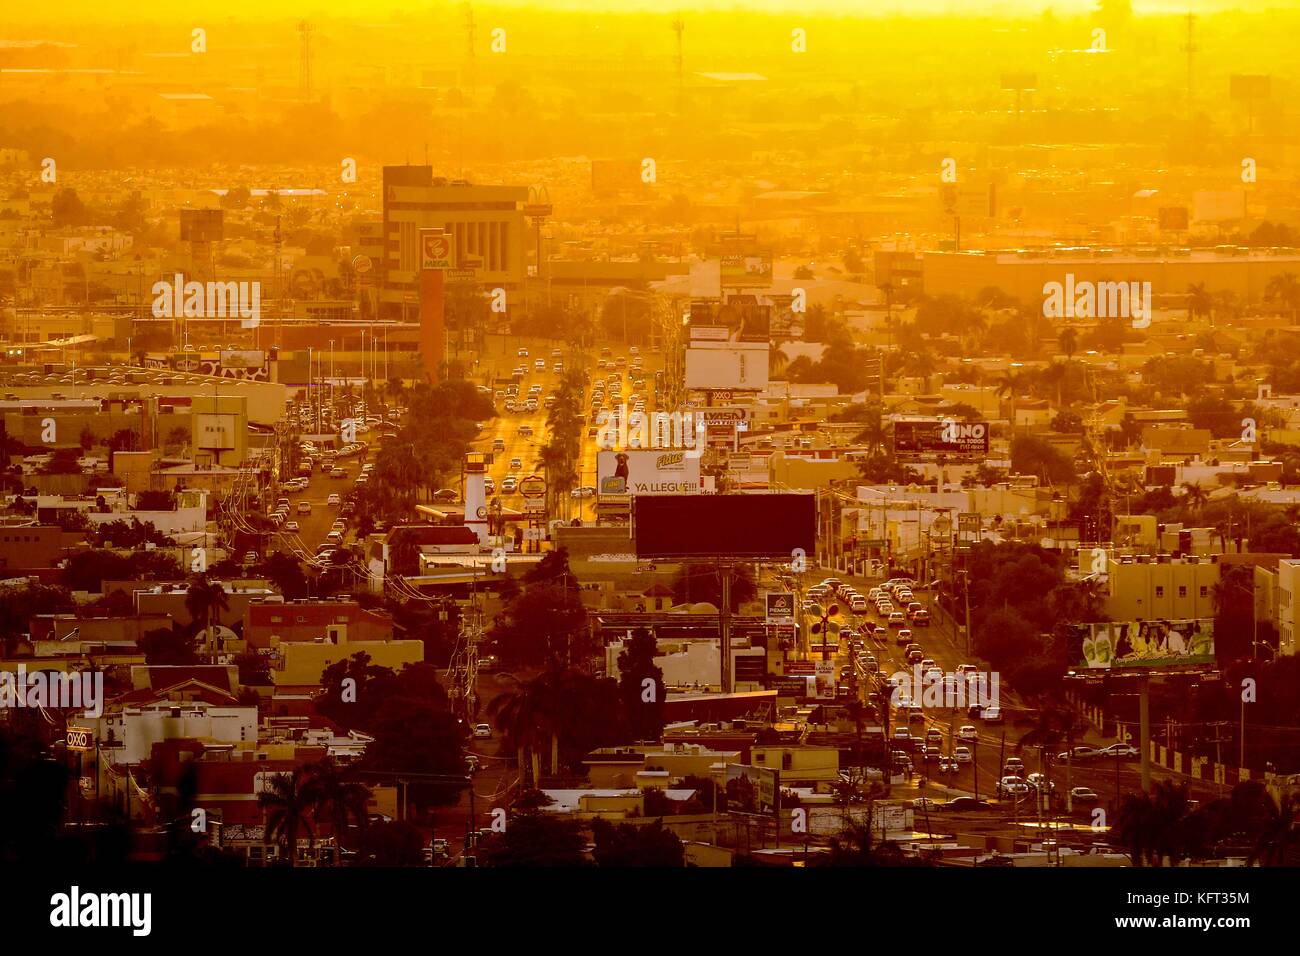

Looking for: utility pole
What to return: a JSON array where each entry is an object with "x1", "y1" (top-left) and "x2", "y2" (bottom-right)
[
  {"x1": 1138, "y1": 674, "x2": 1152, "y2": 792},
  {"x1": 719, "y1": 564, "x2": 732, "y2": 693}
]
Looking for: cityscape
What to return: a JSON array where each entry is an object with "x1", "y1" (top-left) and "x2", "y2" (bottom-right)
[{"x1": 0, "y1": 0, "x2": 1293, "y2": 934}]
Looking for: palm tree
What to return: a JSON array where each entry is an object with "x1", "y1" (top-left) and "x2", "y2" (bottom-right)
[
  {"x1": 1266, "y1": 272, "x2": 1300, "y2": 324},
  {"x1": 260, "y1": 766, "x2": 321, "y2": 867},
  {"x1": 1058, "y1": 326, "x2": 1078, "y2": 360},
  {"x1": 308, "y1": 758, "x2": 372, "y2": 864},
  {"x1": 488, "y1": 675, "x2": 553, "y2": 786},
  {"x1": 1249, "y1": 791, "x2": 1300, "y2": 866},
  {"x1": 185, "y1": 575, "x2": 230, "y2": 654},
  {"x1": 1116, "y1": 412, "x2": 1143, "y2": 451},
  {"x1": 1180, "y1": 481, "x2": 1208, "y2": 517},
  {"x1": 1187, "y1": 282, "x2": 1213, "y2": 324},
  {"x1": 1114, "y1": 779, "x2": 1194, "y2": 866}
]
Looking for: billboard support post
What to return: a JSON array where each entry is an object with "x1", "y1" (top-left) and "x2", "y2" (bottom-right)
[{"x1": 1139, "y1": 674, "x2": 1151, "y2": 792}]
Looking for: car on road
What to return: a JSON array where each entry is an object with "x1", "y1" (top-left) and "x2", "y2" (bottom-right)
[
  {"x1": 953, "y1": 745, "x2": 972, "y2": 763},
  {"x1": 243, "y1": 551, "x2": 258, "y2": 565},
  {"x1": 906, "y1": 647, "x2": 924, "y2": 664},
  {"x1": 518, "y1": 425, "x2": 533, "y2": 436},
  {"x1": 432, "y1": 488, "x2": 458, "y2": 502},
  {"x1": 1071, "y1": 787, "x2": 1101, "y2": 803},
  {"x1": 937, "y1": 756, "x2": 957, "y2": 774},
  {"x1": 998, "y1": 776, "x2": 1030, "y2": 797},
  {"x1": 941, "y1": 796, "x2": 988, "y2": 812},
  {"x1": 981, "y1": 705, "x2": 1003, "y2": 723},
  {"x1": 1003, "y1": 757, "x2": 1025, "y2": 775},
  {"x1": 330, "y1": 467, "x2": 347, "y2": 479},
  {"x1": 473, "y1": 723, "x2": 492, "y2": 738},
  {"x1": 897, "y1": 627, "x2": 913, "y2": 643},
  {"x1": 1098, "y1": 743, "x2": 1138, "y2": 759},
  {"x1": 571, "y1": 486, "x2": 596, "y2": 498},
  {"x1": 283, "y1": 521, "x2": 300, "y2": 533},
  {"x1": 492, "y1": 438, "x2": 506, "y2": 452},
  {"x1": 912, "y1": 797, "x2": 938, "y2": 810},
  {"x1": 925, "y1": 728, "x2": 943, "y2": 745},
  {"x1": 327, "y1": 493, "x2": 341, "y2": 507},
  {"x1": 1026, "y1": 773, "x2": 1056, "y2": 792},
  {"x1": 1056, "y1": 746, "x2": 1100, "y2": 763},
  {"x1": 297, "y1": 501, "x2": 312, "y2": 514},
  {"x1": 958, "y1": 725, "x2": 978, "y2": 742},
  {"x1": 484, "y1": 476, "x2": 495, "y2": 493},
  {"x1": 501, "y1": 477, "x2": 518, "y2": 493},
  {"x1": 888, "y1": 611, "x2": 906, "y2": 628},
  {"x1": 509, "y1": 457, "x2": 522, "y2": 471}
]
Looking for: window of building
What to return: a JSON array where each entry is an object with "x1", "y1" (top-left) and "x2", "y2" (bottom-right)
[
  {"x1": 1155, "y1": 586, "x2": 1164, "y2": 598},
  {"x1": 1178, "y1": 586, "x2": 1187, "y2": 598},
  {"x1": 1200, "y1": 586, "x2": 1209, "y2": 598}
]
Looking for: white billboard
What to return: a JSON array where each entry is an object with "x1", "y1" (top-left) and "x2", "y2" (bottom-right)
[
  {"x1": 685, "y1": 342, "x2": 769, "y2": 390},
  {"x1": 597, "y1": 449, "x2": 702, "y2": 498},
  {"x1": 194, "y1": 413, "x2": 239, "y2": 451}
]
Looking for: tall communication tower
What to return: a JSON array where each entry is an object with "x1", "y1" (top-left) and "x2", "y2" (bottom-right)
[
  {"x1": 671, "y1": 15, "x2": 685, "y2": 112},
  {"x1": 298, "y1": 20, "x2": 313, "y2": 101}
]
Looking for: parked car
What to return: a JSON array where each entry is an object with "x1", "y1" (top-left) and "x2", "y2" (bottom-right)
[
  {"x1": 1071, "y1": 787, "x2": 1101, "y2": 803},
  {"x1": 1056, "y1": 746, "x2": 1100, "y2": 763},
  {"x1": 941, "y1": 796, "x2": 988, "y2": 812}
]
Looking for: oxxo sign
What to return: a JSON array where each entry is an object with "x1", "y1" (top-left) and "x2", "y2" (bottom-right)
[{"x1": 66, "y1": 726, "x2": 94, "y2": 751}]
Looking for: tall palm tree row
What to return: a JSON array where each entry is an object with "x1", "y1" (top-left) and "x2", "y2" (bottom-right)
[{"x1": 258, "y1": 759, "x2": 373, "y2": 866}]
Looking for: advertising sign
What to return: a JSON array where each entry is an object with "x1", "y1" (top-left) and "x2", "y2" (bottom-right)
[
  {"x1": 685, "y1": 343, "x2": 769, "y2": 391},
  {"x1": 893, "y1": 418, "x2": 989, "y2": 456},
  {"x1": 721, "y1": 251, "x2": 773, "y2": 287},
  {"x1": 597, "y1": 449, "x2": 702, "y2": 498},
  {"x1": 814, "y1": 661, "x2": 836, "y2": 700},
  {"x1": 771, "y1": 676, "x2": 809, "y2": 697},
  {"x1": 725, "y1": 763, "x2": 778, "y2": 813},
  {"x1": 633, "y1": 493, "x2": 817, "y2": 560},
  {"x1": 420, "y1": 229, "x2": 453, "y2": 270},
  {"x1": 765, "y1": 592, "x2": 795, "y2": 626},
  {"x1": 220, "y1": 349, "x2": 265, "y2": 370},
  {"x1": 66, "y1": 726, "x2": 94, "y2": 752},
  {"x1": 1075, "y1": 619, "x2": 1215, "y2": 670}
]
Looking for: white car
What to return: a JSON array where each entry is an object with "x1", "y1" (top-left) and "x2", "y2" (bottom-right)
[
  {"x1": 473, "y1": 723, "x2": 492, "y2": 738},
  {"x1": 958, "y1": 725, "x2": 978, "y2": 742},
  {"x1": 327, "y1": 493, "x2": 341, "y2": 507},
  {"x1": 953, "y1": 746, "x2": 973, "y2": 763},
  {"x1": 283, "y1": 521, "x2": 300, "y2": 533}
]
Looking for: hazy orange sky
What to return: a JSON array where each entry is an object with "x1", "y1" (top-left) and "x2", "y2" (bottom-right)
[{"x1": 4, "y1": 0, "x2": 1263, "y2": 24}]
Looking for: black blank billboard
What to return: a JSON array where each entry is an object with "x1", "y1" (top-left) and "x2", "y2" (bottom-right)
[{"x1": 634, "y1": 494, "x2": 816, "y2": 560}]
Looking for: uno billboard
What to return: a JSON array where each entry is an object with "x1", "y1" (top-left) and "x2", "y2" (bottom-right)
[
  {"x1": 633, "y1": 493, "x2": 816, "y2": 560},
  {"x1": 598, "y1": 449, "x2": 701, "y2": 498},
  {"x1": 893, "y1": 418, "x2": 989, "y2": 457}
]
